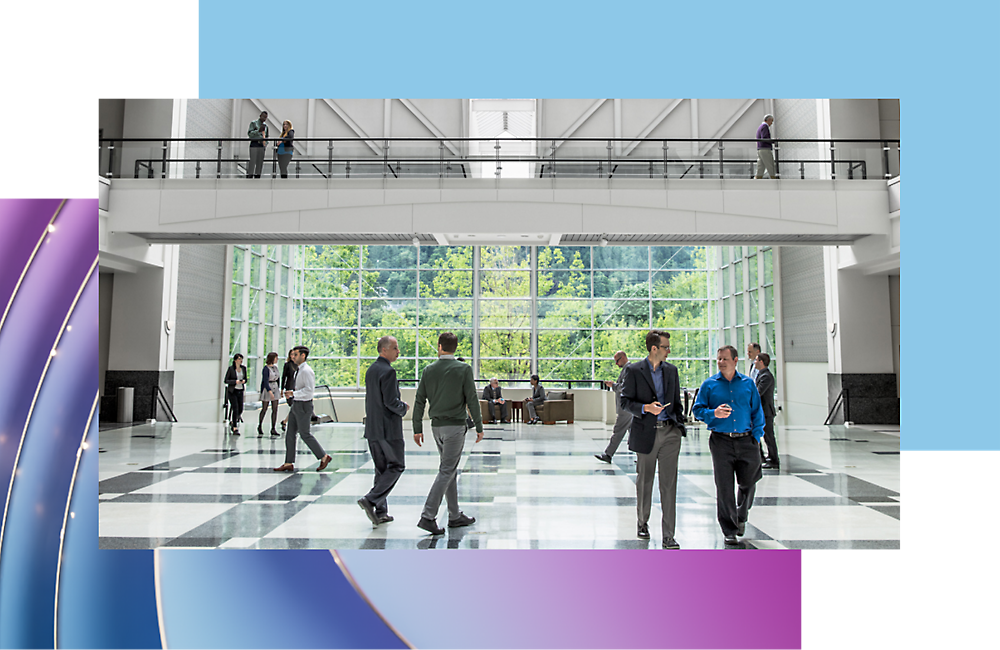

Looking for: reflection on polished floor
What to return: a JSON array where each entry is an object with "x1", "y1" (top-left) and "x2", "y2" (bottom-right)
[{"x1": 98, "y1": 419, "x2": 899, "y2": 550}]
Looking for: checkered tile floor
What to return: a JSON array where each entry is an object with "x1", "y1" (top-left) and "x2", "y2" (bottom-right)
[{"x1": 98, "y1": 420, "x2": 899, "y2": 550}]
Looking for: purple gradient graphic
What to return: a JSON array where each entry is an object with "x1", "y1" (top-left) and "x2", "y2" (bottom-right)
[
  {"x1": 0, "y1": 199, "x2": 97, "y2": 547},
  {"x1": 0, "y1": 275, "x2": 98, "y2": 648},
  {"x1": 157, "y1": 550, "x2": 407, "y2": 649},
  {"x1": 0, "y1": 199, "x2": 62, "y2": 312},
  {"x1": 340, "y1": 549, "x2": 801, "y2": 648}
]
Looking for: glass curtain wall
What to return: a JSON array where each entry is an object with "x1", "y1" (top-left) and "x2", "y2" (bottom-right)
[
  {"x1": 229, "y1": 245, "x2": 298, "y2": 388},
  {"x1": 712, "y1": 246, "x2": 777, "y2": 378},
  {"x1": 229, "y1": 244, "x2": 722, "y2": 388}
]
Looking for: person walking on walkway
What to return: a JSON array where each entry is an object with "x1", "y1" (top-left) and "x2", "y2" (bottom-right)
[
  {"x1": 273, "y1": 346, "x2": 332, "y2": 473},
  {"x1": 595, "y1": 350, "x2": 632, "y2": 463},
  {"x1": 411, "y1": 332, "x2": 483, "y2": 536}
]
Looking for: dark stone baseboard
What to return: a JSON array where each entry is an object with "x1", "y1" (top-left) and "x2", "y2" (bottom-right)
[
  {"x1": 827, "y1": 373, "x2": 899, "y2": 425},
  {"x1": 101, "y1": 370, "x2": 174, "y2": 422}
]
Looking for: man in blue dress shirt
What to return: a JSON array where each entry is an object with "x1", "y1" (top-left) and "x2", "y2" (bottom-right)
[{"x1": 693, "y1": 345, "x2": 766, "y2": 547}]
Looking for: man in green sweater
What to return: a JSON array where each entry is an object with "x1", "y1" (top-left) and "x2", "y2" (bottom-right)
[{"x1": 412, "y1": 331, "x2": 484, "y2": 535}]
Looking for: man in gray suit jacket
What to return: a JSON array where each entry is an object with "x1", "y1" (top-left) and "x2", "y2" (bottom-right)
[
  {"x1": 524, "y1": 375, "x2": 546, "y2": 424},
  {"x1": 755, "y1": 353, "x2": 779, "y2": 469},
  {"x1": 596, "y1": 351, "x2": 632, "y2": 463},
  {"x1": 482, "y1": 378, "x2": 510, "y2": 423},
  {"x1": 358, "y1": 335, "x2": 410, "y2": 526}
]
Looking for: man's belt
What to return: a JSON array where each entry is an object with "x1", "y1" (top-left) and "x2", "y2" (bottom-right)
[{"x1": 711, "y1": 430, "x2": 751, "y2": 438}]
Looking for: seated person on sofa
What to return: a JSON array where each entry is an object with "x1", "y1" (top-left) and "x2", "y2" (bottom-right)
[
  {"x1": 525, "y1": 374, "x2": 546, "y2": 424},
  {"x1": 482, "y1": 377, "x2": 511, "y2": 423}
]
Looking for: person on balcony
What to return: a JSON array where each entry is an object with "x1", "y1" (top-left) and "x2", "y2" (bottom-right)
[
  {"x1": 247, "y1": 110, "x2": 268, "y2": 178},
  {"x1": 524, "y1": 375, "x2": 546, "y2": 424},
  {"x1": 277, "y1": 120, "x2": 294, "y2": 178},
  {"x1": 755, "y1": 114, "x2": 778, "y2": 179}
]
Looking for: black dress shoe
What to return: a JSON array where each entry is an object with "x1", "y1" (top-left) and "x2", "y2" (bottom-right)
[
  {"x1": 417, "y1": 516, "x2": 445, "y2": 536},
  {"x1": 762, "y1": 461, "x2": 780, "y2": 469},
  {"x1": 637, "y1": 523, "x2": 650, "y2": 539},
  {"x1": 378, "y1": 514, "x2": 394, "y2": 524},
  {"x1": 737, "y1": 520, "x2": 746, "y2": 536},
  {"x1": 448, "y1": 513, "x2": 476, "y2": 528},
  {"x1": 724, "y1": 535, "x2": 740, "y2": 547},
  {"x1": 662, "y1": 538, "x2": 681, "y2": 550},
  {"x1": 357, "y1": 498, "x2": 379, "y2": 526},
  {"x1": 270, "y1": 429, "x2": 279, "y2": 437},
  {"x1": 594, "y1": 453, "x2": 612, "y2": 463}
]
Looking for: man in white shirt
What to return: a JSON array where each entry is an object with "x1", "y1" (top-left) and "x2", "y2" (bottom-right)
[
  {"x1": 746, "y1": 342, "x2": 761, "y2": 382},
  {"x1": 274, "y1": 346, "x2": 332, "y2": 472}
]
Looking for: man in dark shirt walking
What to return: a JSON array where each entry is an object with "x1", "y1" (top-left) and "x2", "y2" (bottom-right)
[
  {"x1": 755, "y1": 114, "x2": 778, "y2": 179},
  {"x1": 412, "y1": 332, "x2": 483, "y2": 535},
  {"x1": 358, "y1": 335, "x2": 410, "y2": 527}
]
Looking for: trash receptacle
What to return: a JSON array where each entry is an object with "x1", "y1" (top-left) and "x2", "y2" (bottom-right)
[{"x1": 117, "y1": 387, "x2": 134, "y2": 423}]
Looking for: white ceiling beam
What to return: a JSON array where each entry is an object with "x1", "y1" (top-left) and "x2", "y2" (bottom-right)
[
  {"x1": 697, "y1": 98, "x2": 757, "y2": 157},
  {"x1": 622, "y1": 98, "x2": 685, "y2": 156},
  {"x1": 551, "y1": 99, "x2": 608, "y2": 152},
  {"x1": 306, "y1": 99, "x2": 316, "y2": 156},
  {"x1": 321, "y1": 98, "x2": 382, "y2": 156},
  {"x1": 398, "y1": 99, "x2": 460, "y2": 156},
  {"x1": 614, "y1": 99, "x2": 622, "y2": 157},
  {"x1": 433, "y1": 233, "x2": 450, "y2": 246},
  {"x1": 548, "y1": 233, "x2": 562, "y2": 246},
  {"x1": 383, "y1": 99, "x2": 392, "y2": 139}
]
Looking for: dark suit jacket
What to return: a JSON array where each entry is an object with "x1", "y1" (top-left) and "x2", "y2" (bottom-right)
[
  {"x1": 224, "y1": 365, "x2": 246, "y2": 395},
  {"x1": 483, "y1": 384, "x2": 504, "y2": 402},
  {"x1": 756, "y1": 367, "x2": 777, "y2": 418},
  {"x1": 620, "y1": 359, "x2": 686, "y2": 454},
  {"x1": 364, "y1": 357, "x2": 407, "y2": 441}
]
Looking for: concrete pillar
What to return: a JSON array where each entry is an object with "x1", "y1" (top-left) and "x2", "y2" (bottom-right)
[{"x1": 823, "y1": 247, "x2": 899, "y2": 424}]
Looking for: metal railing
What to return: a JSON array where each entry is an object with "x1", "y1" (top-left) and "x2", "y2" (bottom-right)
[{"x1": 99, "y1": 136, "x2": 900, "y2": 182}]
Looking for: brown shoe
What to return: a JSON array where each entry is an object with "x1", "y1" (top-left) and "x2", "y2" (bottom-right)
[
  {"x1": 273, "y1": 463, "x2": 295, "y2": 472},
  {"x1": 318, "y1": 454, "x2": 332, "y2": 471}
]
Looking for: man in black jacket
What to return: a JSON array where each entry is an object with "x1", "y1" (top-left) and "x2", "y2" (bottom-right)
[
  {"x1": 620, "y1": 330, "x2": 686, "y2": 549},
  {"x1": 755, "y1": 353, "x2": 779, "y2": 469},
  {"x1": 358, "y1": 335, "x2": 410, "y2": 527}
]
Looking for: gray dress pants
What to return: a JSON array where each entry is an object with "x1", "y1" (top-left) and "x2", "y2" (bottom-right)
[
  {"x1": 755, "y1": 148, "x2": 777, "y2": 179},
  {"x1": 487, "y1": 401, "x2": 510, "y2": 422},
  {"x1": 421, "y1": 424, "x2": 468, "y2": 521},
  {"x1": 248, "y1": 147, "x2": 266, "y2": 178},
  {"x1": 284, "y1": 400, "x2": 326, "y2": 464},
  {"x1": 604, "y1": 398, "x2": 633, "y2": 457},
  {"x1": 635, "y1": 421, "x2": 683, "y2": 542},
  {"x1": 526, "y1": 400, "x2": 540, "y2": 420}
]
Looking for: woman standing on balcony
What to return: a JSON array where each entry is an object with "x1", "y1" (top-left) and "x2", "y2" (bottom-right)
[
  {"x1": 257, "y1": 352, "x2": 281, "y2": 437},
  {"x1": 277, "y1": 120, "x2": 294, "y2": 178}
]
